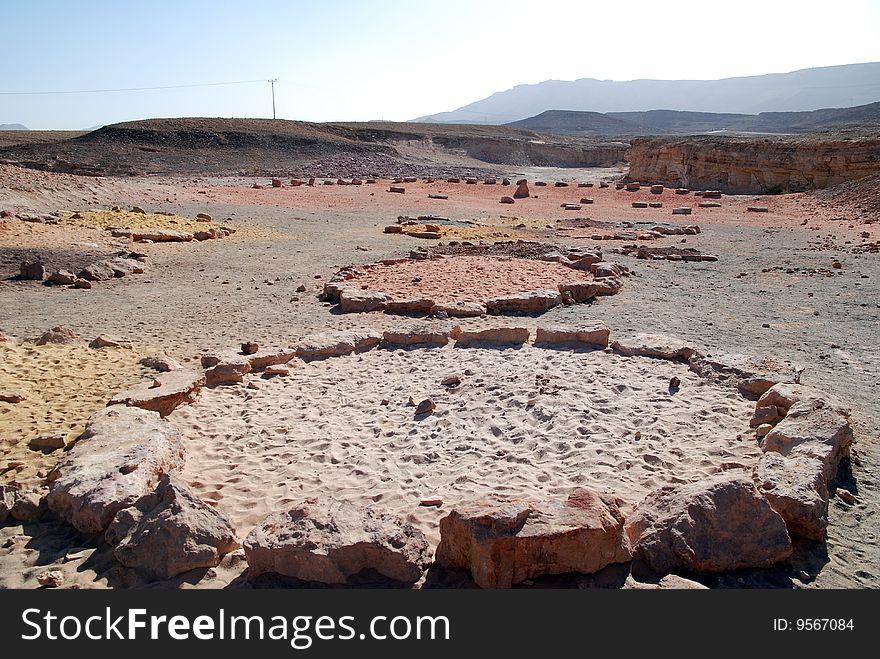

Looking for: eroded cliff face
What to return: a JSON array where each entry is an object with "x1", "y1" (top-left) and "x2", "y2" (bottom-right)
[
  {"x1": 626, "y1": 136, "x2": 880, "y2": 193},
  {"x1": 432, "y1": 136, "x2": 628, "y2": 168}
]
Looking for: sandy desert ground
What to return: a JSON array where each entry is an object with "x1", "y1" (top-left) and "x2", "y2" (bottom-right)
[{"x1": 0, "y1": 161, "x2": 877, "y2": 589}]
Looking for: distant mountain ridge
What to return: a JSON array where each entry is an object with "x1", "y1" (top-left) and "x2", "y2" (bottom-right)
[
  {"x1": 505, "y1": 102, "x2": 880, "y2": 136},
  {"x1": 0, "y1": 123, "x2": 28, "y2": 131},
  {"x1": 415, "y1": 63, "x2": 880, "y2": 124}
]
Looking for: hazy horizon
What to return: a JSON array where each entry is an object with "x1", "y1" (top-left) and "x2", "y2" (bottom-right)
[{"x1": 2, "y1": 0, "x2": 880, "y2": 129}]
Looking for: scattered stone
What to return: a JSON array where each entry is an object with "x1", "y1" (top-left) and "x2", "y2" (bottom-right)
[
  {"x1": 626, "y1": 473, "x2": 792, "y2": 575},
  {"x1": 0, "y1": 391, "x2": 26, "y2": 403},
  {"x1": 47, "y1": 406, "x2": 185, "y2": 533},
  {"x1": 672, "y1": 207, "x2": 692, "y2": 215},
  {"x1": 36, "y1": 571, "x2": 64, "y2": 588},
  {"x1": 625, "y1": 182, "x2": 641, "y2": 191},
  {"x1": 562, "y1": 203, "x2": 582, "y2": 211},
  {"x1": 47, "y1": 269, "x2": 77, "y2": 285},
  {"x1": 29, "y1": 433, "x2": 67, "y2": 451},
  {"x1": 241, "y1": 341, "x2": 259, "y2": 355},
  {"x1": 748, "y1": 206, "x2": 769, "y2": 212},
  {"x1": 205, "y1": 360, "x2": 252, "y2": 387},
  {"x1": 428, "y1": 193, "x2": 448, "y2": 200},
  {"x1": 435, "y1": 489, "x2": 631, "y2": 588},
  {"x1": 109, "y1": 369, "x2": 205, "y2": 417},
  {"x1": 632, "y1": 202, "x2": 648, "y2": 208},
  {"x1": 513, "y1": 180, "x2": 530, "y2": 199},
  {"x1": 111, "y1": 228, "x2": 194, "y2": 242},
  {"x1": 36, "y1": 325, "x2": 81, "y2": 345},
  {"x1": 414, "y1": 398, "x2": 436, "y2": 415},
  {"x1": 389, "y1": 186, "x2": 406, "y2": 193},
  {"x1": 419, "y1": 499, "x2": 443, "y2": 507},
  {"x1": 557, "y1": 281, "x2": 597, "y2": 303},
  {"x1": 196, "y1": 212, "x2": 213, "y2": 221},
  {"x1": 836, "y1": 489, "x2": 856, "y2": 505},
  {"x1": 383, "y1": 324, "x2": 458, "y2": 347},
  {"x1": 500, "y1": 196, "x2": 515, "y2": 204},
  {"x1": 649, "y1": 202, "x2": 663, "y2": 208},
  {"x1": 669, "y1": 376, "x2": 681, "y2": 390},
  {"x1": 106, "y1": 474, "x2": 240, "y2": 580},
  {"x1": 687, "y1": 352, "x2": 802, "y2": 397},
  {"x1": 535, "y1": 323, "x2": 610, "y2": 348},
  {"x1": 262, "y1": 364, "x2": 292, "y2": 377},
  {"x1": 441, "y1": 374, "x2": 461, "y2": 387},
  {"x1": 699, "y1": 201, "x2": 722, "y2": 208},
  {"x1": 431, "y1": 300, "x2": 486, "y2": 317},
  {"x1": 339, "y1": 289, "x2": 388, "y2": 313},
  {"x1": 580, "y1": 197, "x2": 594, "y2": 204},
  {"x1": 244, "y1": 499, "x2": 431, "y2": 584},
  {"x1": 650, "y1": 185, "x2": 664, "y2": 194}
]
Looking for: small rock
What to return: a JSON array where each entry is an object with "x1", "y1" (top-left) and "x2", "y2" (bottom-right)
[
  {"x1": 241, "y1": 341, "x2": 259, "y2": 355},
  {"x1": 36, "y1": 570, "x2": 64, "y2": 588},
  {"x1": 669, "y1": 376, "x2": 681, "y2": 390},
  {"x1": 0, "y1": 391, "x2": 26, "y2": 403},
  {"x1": 441, "y1": 374, "x2": 461, "y2": 387},
  {"x1": 836, "y1": 489, "x2": 856, "y2": 505},
  {"x1": 415, "y1": 398, "x2": 436, "y2": 415},
  {"x1": 20, "y1": 261, "x2": 46, "y2": 281},
  {"x1": 419, "y1": 499, "x2": 443, "y2": 507},
  {"x1": 29, "y1": 433, "x2": 67, "y2": 451}
]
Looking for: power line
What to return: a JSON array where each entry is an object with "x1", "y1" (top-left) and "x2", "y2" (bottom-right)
[{"x1": 0, "y1": 79, "x2": 266, "y2": 96}]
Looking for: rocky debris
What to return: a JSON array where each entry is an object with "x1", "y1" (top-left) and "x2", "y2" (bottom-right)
[
  {"x1": 0, "y1": 484, "x2": 44, "y2": 522},
  {"x1": 89, "y1": 334, "x2": 132, "y2": 349},
  {"x1": 35, "y1": 325, "x2": 81, "y2": 345},
  {"x1": 294, "y1": 329, "x2": 382, "y2": 362},
  {"x1": 513, "y1": 180, "x2": 530, "y2": 199},
  {"x1": 500, "y1": 196, "x2": 515, "y2": 204},
  {"x1": 456, "y1": 327, "x2": 530, "y2": 346},
  {"x1": 535, "y1": 323, "x2": 610, "y2": 348},
  {"x1": 625, "y1": 473, "x2": 792, "y2": 575},
  {"x1": 431, "y1": 300, "x2": 486, "y2": 317},
  {"x1": 106, "y1": 474, "x2": 239, "y2": 580},
  {"x1": 202, "y1": 346, "x2": 297, "y2": 373},
  {"x1": 593, "y1": 277, "x2": 623, "y2": 296},
  {"x1": 611, "y1": 333, "x2": 696, "y2": 360},
  {"x1": 46, "y1": 269, "x2": 77, "y2": 285},
  {"x1": 486, "y1": 289, "x2": 562, "y2": 314},
  {"x1": 622, "y1": 245, "x2": 717, "y2": 261},
  {"x1": 139, "y1": 354, "x2": 183, "y2": 372},
  {"x1": 205, "y1": 360, "x2": 252, "y2": 387},
  {"x1": 687, "y1": 352, "x2": 802, "y2": 397},
  {"x1": 111, "y1": 228, "x2": 194, "y2": 242},
  {"x1": 435, "y1": 489, "x2": 631, "y2": 589},
  {"x1": 672, "y1": 207, "x2": 692, "y2": 215},
  {"x1": 244, "y1": 499, "x2": 431, "y2": 584},
  {"x1": 29, "y1": 432, "x2": 68, "y2": 451},
  {"x1": 567, "y1": 252, "x2": 602, "y2": 270},
  {"x1": 109, "y1": 369, "x2": 205, "y2": 417},
  {"x1": 0, "y1": 391, "x2": 26, "y2": 403},
  {"x1": 383, "y1": 323, "x2": 459, "y2": 347},
  {"x1": 36, "y1": 571, "x2": 64, "y2": 588},
  {"x1": 47, "y1": 406, "x2": 185, "y2": 534},
  {"x1": 19, "y1": 260, "x2": 46, "y2": 280},
  {"x1": 557, "y1": 281, "x2": 598, "y2": 303},
  {"x1": 78, "y1": 257, "x2": 145, "y2": 281},
  {"x1": 753, "y1": 453, "x2": 828, "y2": 540},
  {"x1": 338, "y1": 289, "x2": 388, "y2": 313},
  {"x1": 761, "y1": 399, "x2": 853, "y2": 484}
]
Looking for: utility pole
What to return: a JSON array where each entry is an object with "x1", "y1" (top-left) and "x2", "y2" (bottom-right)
[{"x1": 268, "y1": 78, "x2": 277, "y2": 119}]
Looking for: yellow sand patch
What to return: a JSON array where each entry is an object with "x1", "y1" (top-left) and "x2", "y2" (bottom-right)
[
  {"x1": 0, "y1": 342, "x2": 146, "y2": 490},
  {"x1": 64, "y1": 210, "x2": 211, "y2": 232},
  {"x1": 401, "y1": 223, "x2": 538, "y2": 241}
]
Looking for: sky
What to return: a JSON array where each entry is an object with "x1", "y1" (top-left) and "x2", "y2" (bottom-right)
[{"x1": 2, "y1": 0, "x2": 880, "y2": 129}]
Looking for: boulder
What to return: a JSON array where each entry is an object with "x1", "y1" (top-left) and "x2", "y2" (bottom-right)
[
  {"x1": 47, "y1": 269, "x2": 77, "y2": 286},
  {"x1": 383, "y1": 323, "x2": 459, "y2": 347},
  {"x1": 19, "y1": 261, "x2": 46, "y2": 280},
  {"x1": 593, "y1": 276, "x2": 623, "y2": 296},
  {"x1": 244, "y1": 499, "x2": 431, "y2": 584},
  {"x1": 687, "y1": 352, "x2": 802, "y2": 397},
  {"x1": 590, "y1": 261, "x2": 623, "y2": 278},
  {"x1": 611, "y1": 333, "x2": 696, "y2": 360},
  {"x1": 557, "y1": 281, "x2": 598, "y2": 303},
  {"x1": 29, "y1": 432, "x2": 68, "y2": 451},
  {"x1": 625, "y1": 473, "x2": 792, "y2": 575},
  {"x1": 46, "y1": 406, "x2": 185, "y2": 534},
  {"x1": 753, "y1": 453, "x2": 828, "y2": 540},
  {"x1": 77, "y1": 262, "x2": 116, "y2": 281},
  {"x1": 107, "y1": 474, "x2": 239, "y2": 580},
  {"x1": 435, "y1": 488, "x2": 632, "y2": 589},
  {"x1": 35, "y1": 325, "x2": 81, "y2": 345},
  {"x1": 294, "y1": 330, "x2": 382, "y2": 362},
  {"x1": 513, "y1": 181, "x2": 530, "y2": 199},
  {"x1": 568, "y1": 253, "x2": 602, "y2": 270},
  {"x1": 205, "y1": 360, "x2": 252, "y2": 387},
  {"x1": 456, "y1": 327, "x2": 530, "y2": 346},
  {"x1": 431, "y1": 301, "x2": 486, "y2": 317},
  {"x1": 761, "y1": 400, "x2": 853, "y2": 483},
  {"x1": 485, "y1": 289, "x2": 562, "y2": 314},
  {"x1": 535, "y1": 323, "x2": 610, "y2": 348},
  {"x1": 756, "y1": 383, "x2": 837, "y2": 417},
  {"x1": 338, "y1": 290, "x2": 388, "y2": 313},
  {"x1": 109, "y1": 369, "x2": 205, "y2": 417}
]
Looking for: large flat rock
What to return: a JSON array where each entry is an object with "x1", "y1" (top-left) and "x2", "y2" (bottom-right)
[
  {"x1": 109, "y1": 369, "x2": 205, "y2": 417},
  {"x1": 47, "y1": 407, "x2": 185, "y2": 534},
  {"x1": 687, "y1": 352, "x2": 803, "y2": 397},
  {"x1": 535, "y1": 323, "x2": 610, "y2": 348},
  {"x1": 435, "y1": 488, "x2": 632, "y2": 588},
  {"x1": 485, "y1": 289, "x2": 562, "y2": 314},
  {"x1": 244, "y1": 499, "x2": 431, "y2": 584},
  {"x1": 611, "y1": 333, "x2": 696, "y2": 360},
  {"x1": 753, "y1": 452, "x2": 829, "y2": 541},
  {"x1": 294, "y1": 330, "x2": 382, "y2": 361}
]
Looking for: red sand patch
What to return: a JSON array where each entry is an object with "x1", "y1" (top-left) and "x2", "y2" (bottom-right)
[{"x1": 349, "y1": 255, "x2": 592, "y2": 304}]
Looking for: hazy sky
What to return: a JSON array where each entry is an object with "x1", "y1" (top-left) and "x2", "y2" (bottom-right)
[{"x1": 3, "y1": 0, "x2": 879, "y2": 129}]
